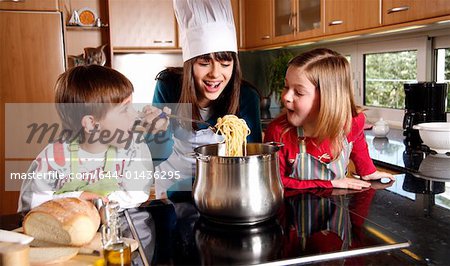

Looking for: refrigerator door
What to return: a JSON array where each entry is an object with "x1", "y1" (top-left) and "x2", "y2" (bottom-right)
[
  {"x1": 0, "y1": 10, "x2": 65, "y2": 215},
  {"x1": 0, "y1": 10, "x2": 65, "y2": 102}
]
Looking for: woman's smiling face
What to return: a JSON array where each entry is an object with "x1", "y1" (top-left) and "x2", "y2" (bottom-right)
[{"x1": 193, "y1": 54, "x2": 234, "y2": 108}]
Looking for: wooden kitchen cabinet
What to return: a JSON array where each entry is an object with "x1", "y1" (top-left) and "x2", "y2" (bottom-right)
[
  {"x1": 0, "y1": 10, "x2": 65, "y2": 215},
  {"x1": 273, "y1": 0, "x2": 322, "y2": 43},
  {"x1": 324, "y1": 0, "x2": 380, "y2": 35},
  {"x1": 243, "y1": 0, "x2": 272, "y2": 48},
  {"x1": 382, "y1": 0, "x2": 450, "y2": 25},
  {"x1": 0, "y1": 0, "x2": 58, "y2": 11},
  {"x1": 109, "y1": 0, "x2": 177, "y2": 50},
  {"x1": 272, "y1": 0, "x2": 296, "y2": 43},
  {"x1": 231, "y1": 0, "x2": 242, "y2": 49},
  {"x1": 244, "y1": 0, "x2": 322, "y2": 48}
]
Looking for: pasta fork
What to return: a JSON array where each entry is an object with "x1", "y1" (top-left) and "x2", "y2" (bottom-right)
[{"x1": 135, "y1": 111, "x2": 216, "y2": 132}]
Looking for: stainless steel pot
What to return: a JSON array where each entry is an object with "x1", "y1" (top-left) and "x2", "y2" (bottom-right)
[{"x1": 192, "y1": 143, "x2": 284, "y2": 225}]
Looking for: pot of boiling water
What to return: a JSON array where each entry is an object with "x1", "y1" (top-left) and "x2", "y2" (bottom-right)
[{"x1": 192, "y1": 142, "x2": 284, "y2": 225}]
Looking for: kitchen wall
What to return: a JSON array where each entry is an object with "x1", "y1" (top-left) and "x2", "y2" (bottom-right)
[
  {"x1": 239, "y1": 46, "x2": 310, "y2": 108},
  {"x1": 114, "y1": 50, "x2": 284, "y2": 105},
  {"x1": 114, "y1": 53, "x2": 183, "y2": 103}
]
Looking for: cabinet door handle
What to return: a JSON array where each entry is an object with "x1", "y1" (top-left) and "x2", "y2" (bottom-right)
[
  {"x1": 261, "y1": 35, "x2": 270, "y2": 40},
  {"x1": 387, "y1": 6, "x2": 410, "y2": 14},
  {"x1": 329, "y1": 20, "x2": 343, "y2": 26},
  {"x1": 0, "y1": 0, "x2": 25, "y2": 2},
  {"x1": 288, "y1": 12, "x2": 297, "y2": 31},
  {"x1": 153, "y1": 40, "x2": 173, "y2": 44}
]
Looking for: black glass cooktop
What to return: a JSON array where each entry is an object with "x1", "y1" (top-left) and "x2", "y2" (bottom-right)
[{"x1": 123, "y1": 189, "x2": 411, "y2": 266}]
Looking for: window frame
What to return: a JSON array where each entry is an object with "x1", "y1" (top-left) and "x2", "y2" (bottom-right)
[{"x1": 330, "y1": 36, "x2": 430, "y2": 127}]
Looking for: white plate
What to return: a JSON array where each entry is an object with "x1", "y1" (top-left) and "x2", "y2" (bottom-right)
[
  {"x1": 77, "y1": 7, "x2": 97, "y2": 27},
  {"x1": 0, "y1": 229, "x2": 34, "y2": 244}
]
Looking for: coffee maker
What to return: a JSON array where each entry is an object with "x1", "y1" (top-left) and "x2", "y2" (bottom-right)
[{"x1": 403, "y1": 82, "x2": 448, "y2": 148}]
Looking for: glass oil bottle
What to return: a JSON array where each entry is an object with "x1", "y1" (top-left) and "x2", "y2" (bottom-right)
[{"x1": 101, "y1": 201, "x2": 131, "y2": 266}]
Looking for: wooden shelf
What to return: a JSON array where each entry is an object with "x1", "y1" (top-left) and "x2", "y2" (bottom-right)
[{"x1": 66, "y1": 25, "x2": 108, "y2": 30}]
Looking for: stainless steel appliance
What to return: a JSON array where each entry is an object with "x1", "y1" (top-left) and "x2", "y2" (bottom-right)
[{"x1": 403, "y1": 82, "x2": 448, "y2": 147}]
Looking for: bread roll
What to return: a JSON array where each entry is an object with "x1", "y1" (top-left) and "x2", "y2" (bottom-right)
[{"x1": 23, "y1": 198, "x2": 100, "y2": 246}]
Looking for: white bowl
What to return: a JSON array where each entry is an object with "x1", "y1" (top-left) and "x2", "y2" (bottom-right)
[
  {"x1": 418, "y1": 154, "x2": 450, "y2": 180},
  {"x1": 413, "y1": 122, "x2": 450, "y2": 154}
]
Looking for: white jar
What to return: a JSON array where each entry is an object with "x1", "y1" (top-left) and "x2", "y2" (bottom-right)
[{"x1": 372, "y1": 118, "x2": 390, "y2": 138}]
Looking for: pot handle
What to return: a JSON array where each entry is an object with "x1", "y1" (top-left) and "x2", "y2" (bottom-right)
[
  {"x1": 265, "y1": 141, "x2": 284, "y2": 151},
  {"x1": 185, "y1": 152, "x2": 210, "y2": 162}
]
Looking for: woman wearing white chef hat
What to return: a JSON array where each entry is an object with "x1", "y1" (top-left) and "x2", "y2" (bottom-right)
[{"x1": 148, "y1": 0, "x2": 262, "y2": 199}]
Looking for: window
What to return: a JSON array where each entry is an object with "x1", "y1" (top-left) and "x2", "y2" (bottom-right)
[{"x1": 364, "y1": 51, "x2": 417, "y2": 109}]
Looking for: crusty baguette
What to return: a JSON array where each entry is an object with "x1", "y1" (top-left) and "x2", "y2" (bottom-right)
[{"x1": 23, "y1": 198, "x2": 100, "y2": 246}]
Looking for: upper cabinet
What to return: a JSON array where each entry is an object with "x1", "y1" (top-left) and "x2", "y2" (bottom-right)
[
  {"x1": 272, "y1": 0, "x2": 323, "y2": 43},
  {"x1": 244, "y1": 0, "x2": 272, "y2": 48},
  {"x1": 0, "y1": 0, "x2": 58, "y2": 11},
  {"x1": 293, "y1": 0, "x2": 322, "y2": 39},
  {"x1": 244, "y1": 0, "x2": 322, "y2": 48},
  {"x1": 272, "y1": 0, "x2": 296, "y2": 43},
  {"x1": 382, "y1": 0, "x2": 450, "y2": 25},
  {"x1": 109, "y1": 0, "x2": 177, "y2": 50},
  {"x1": 231, "y1": 0, "x2": 242, "y2": 49},
  {"x1": 324, "y1": 0, "x2": 380, "y2": 35}
]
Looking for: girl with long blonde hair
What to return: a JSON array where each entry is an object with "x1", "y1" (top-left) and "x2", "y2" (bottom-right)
[{"x1": 264, "y1": 48, "x2": 394, "y2": 190}]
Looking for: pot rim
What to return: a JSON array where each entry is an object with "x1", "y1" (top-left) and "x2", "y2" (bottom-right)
[{"x1": 193, "y1": 142, "x2": 283, "y2": 159}]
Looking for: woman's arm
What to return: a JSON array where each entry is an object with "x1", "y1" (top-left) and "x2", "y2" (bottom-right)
[{"x1": 147, "y1": 79, "x2": 176, "y2": 165}]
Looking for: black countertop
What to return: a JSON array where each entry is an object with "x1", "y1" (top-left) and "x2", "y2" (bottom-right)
[{"x1": 364, "y1": 128, "x2": 450, "y2": 266}]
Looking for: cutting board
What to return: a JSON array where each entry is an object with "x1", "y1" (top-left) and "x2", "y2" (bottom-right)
[{"x1": 13, "y1": 228, "x2": 138, "y2": 265}]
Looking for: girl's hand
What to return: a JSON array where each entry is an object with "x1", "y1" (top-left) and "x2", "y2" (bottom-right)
[
  {"x1": 331, "y1": 177, "x2": 371, "y2": 190},
  {"x1": 140, "y1": 105, "x2": 171, "y2": 134},
  {"x1": 80, "y1": 191, "x2": 109, "y2": 203},
  {"x1": 361, "y1": 170, "x2": 395, "y2": 181}
]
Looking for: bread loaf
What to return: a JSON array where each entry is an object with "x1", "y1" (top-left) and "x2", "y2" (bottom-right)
[
  {"x1": 29, "y1": 247, "x2": 78, "y2": 265},
  {"x1": 23, "y1": 198, "x2": 100, "y2": 246}
]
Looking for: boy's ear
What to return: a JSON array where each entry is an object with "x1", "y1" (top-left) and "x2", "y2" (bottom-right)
[{"x1": 81, "y1": 115, "x2": 99, "y2": 133}]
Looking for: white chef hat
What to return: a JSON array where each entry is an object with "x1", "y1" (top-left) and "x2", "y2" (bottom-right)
[{"x1": 173, "y1": 0, "x2": 238, "y2": 62}]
